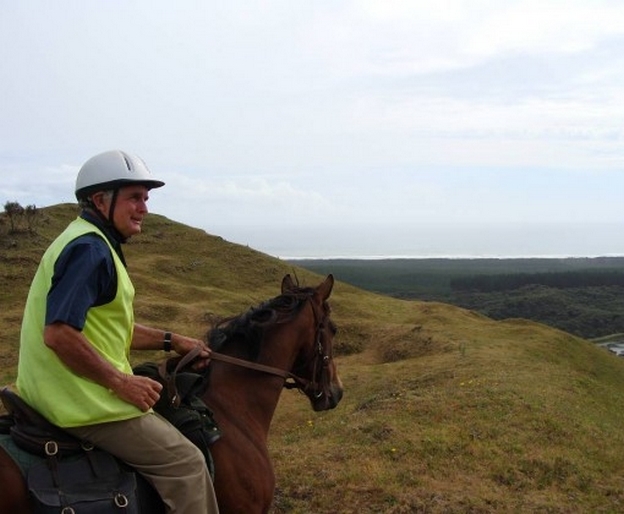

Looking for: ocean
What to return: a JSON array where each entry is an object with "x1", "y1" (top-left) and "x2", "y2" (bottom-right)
[{"x1": 216, "y1": 222, "x2": 624, "y2": 260}]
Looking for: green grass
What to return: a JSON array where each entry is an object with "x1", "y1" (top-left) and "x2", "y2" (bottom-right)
[
  {"x1": 3, "y1": 205, "x2": 624, "y2": 513},
  {"x1": 271, "y1": 314, "x2": 624, "y2": 513}
]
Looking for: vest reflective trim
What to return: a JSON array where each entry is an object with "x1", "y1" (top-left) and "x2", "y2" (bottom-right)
[{"x1": 17, "y1": 217, "x2": 143, "y2": 427}]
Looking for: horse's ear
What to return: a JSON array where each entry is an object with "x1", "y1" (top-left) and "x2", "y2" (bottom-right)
[
  {"x1": 317, "y1": 274, "x2": 334, "y2": 301},
  {"x1": 281, "y1": 274, "x2": 296, "y2": 293}
]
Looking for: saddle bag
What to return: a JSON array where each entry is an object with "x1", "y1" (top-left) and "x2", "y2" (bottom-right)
[{"x1": 28, "y1": 448, "x2": 138, "y2": 514}]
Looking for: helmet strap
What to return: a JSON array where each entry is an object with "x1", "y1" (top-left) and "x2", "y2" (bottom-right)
[
  {"x1": 105, "y1": 189, "x2": 128, "y2": 243},
  {"x1": 86, "y1": 189, "x2": 127, "y2": 243},
  {"x1": 107, "y1": 189, "x2": 119, "y2": 226}
]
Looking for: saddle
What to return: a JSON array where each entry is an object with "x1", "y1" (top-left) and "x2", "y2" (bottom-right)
[
  {"x1": 0, "y1": 387, "x2": 84, "y2": 456},
  {"x1": 0, "y1": 387, "x2": 153, "y2": 513}
]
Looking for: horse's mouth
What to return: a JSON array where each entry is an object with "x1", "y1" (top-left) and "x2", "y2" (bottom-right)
[{"x1": 311, "y1": 385, "x2": 344, "y2": 411}]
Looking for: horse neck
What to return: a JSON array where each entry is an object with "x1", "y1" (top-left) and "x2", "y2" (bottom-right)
[
  {"x1": 205, "y1": 366, "x2": 284, "y2": 435},
  {"x1": 205, "y1": 311, "x2": 312, "y2": 437}
]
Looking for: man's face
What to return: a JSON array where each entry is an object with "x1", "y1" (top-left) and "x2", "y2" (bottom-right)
[{"x1": 92, "y1": 185, "x2": 150, "y2": 239}]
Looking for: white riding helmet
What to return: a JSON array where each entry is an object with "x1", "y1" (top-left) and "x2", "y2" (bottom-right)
[{"x1": 75, "y1": 150, "x2": 165, "y2": 200}]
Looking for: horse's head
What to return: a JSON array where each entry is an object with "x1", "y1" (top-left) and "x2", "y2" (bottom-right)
[
  {"x1": 281, "y1": 274, "x2": 344, "y2": 411},
  {"x1": 207, "y1": 274, "x2": 343, "y2": 412}
]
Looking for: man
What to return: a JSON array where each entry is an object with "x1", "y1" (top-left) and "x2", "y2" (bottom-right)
[{"x1": 16, "y1": 150, "x2": 219, "y2": 513}]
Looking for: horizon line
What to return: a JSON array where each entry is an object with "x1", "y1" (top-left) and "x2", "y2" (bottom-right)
[{"x1": 282, "y1": 253, "x2": 624, "y2": 261}]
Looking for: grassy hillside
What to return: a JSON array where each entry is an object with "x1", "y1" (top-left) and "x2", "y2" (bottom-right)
[
  {"x1": 0, "y1": 204, "x2": 328, "y2": 380},
  {"x1": 2, "y1": 205, "x2": 624, "y2": 513}
]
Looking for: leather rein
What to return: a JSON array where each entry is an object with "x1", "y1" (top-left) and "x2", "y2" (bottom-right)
[{"x1": 168, "y1": 297, "x2": 332, "y2": 398}]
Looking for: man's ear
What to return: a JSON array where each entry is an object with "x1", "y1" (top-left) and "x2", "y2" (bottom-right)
[{"x1": 90, "y1": 192, "x2": 110, "y2": 217}]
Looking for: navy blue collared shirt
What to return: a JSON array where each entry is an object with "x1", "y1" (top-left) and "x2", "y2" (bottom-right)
[{"x1": 45, "y1": 211, "x2": 126, "y2": 331}]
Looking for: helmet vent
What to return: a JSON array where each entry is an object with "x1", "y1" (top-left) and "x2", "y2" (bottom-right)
[{"x1": 123, "y1": 155, "x2": 132, "y2": 172}]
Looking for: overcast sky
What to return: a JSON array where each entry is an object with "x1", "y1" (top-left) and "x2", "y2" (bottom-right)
[{"x1": 1, "y1": 1, "x2": 623, "y2": 258}]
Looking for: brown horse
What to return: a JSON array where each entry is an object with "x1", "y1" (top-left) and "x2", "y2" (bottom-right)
[{"x1": 0, "y1": 274, "x2": 343, "y2": 513}]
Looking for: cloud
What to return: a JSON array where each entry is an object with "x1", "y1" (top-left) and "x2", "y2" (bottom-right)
[
  {"x1": 148, "y1": 171, "x2": 333, "y2": 231},
  {"x1": 0, "y1": 1, "x2": 623, "y2": 257},
  {"x1": 0, "y1": 163, "x2": 76, "y2": 206}
]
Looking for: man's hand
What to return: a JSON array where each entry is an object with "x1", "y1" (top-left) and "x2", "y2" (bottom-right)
[
  {"x1": 173, "y1": 336, "x2": 212, "y2": 371},
  {"x1": 111, "y1": 374, "x2": 163, "y2": 412}
]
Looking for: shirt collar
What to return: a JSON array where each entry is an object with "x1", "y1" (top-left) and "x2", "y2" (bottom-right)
[{"x1": 80, "y1": 209, "x2": 127, "y2": 267}]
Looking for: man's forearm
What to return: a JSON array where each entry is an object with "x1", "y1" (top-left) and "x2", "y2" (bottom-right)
[
  {"x1": 43, "y1": 322, "x2": 125, "y2": 390},
  {"x1": 131, "y1": 323, "x2": 169, "y2": 351}
]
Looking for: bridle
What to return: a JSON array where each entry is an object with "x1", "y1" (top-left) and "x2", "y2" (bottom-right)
[
  {"x1": 208, "y1": 296, "x2": 334, "y2": 399},
  {"x1": 160, "y1": 296, "x2": 334, "y2": 408}
]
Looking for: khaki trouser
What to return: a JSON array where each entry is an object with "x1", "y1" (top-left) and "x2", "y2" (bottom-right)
[{"x1": 66, "y1": 412, "x2": 219, "y2": 514}]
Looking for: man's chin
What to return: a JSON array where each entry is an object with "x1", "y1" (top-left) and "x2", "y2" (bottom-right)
[{"x1": 123, "y1": 226, "x2": 142, "y2": 239}]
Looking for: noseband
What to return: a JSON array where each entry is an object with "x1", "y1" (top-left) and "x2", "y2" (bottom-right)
[
  {"x1": 284, "y1": 298, "x2": 333, "y2": 399},
  {"x1": 208, "y1": 296, "x2": 333, "y2": 399}
]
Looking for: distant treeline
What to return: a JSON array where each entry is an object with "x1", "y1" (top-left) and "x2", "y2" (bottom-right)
[
  {"x1": 450, "y1": 270, "x2": 624, "y2": 292},
  {"x1": 291, "y1": 257, "x2": 624, "y2": 339},
  {"x1": 290, "y1": 257, "x2": 624, "y2": 297}
]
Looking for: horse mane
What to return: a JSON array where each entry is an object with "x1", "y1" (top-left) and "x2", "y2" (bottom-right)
[{"x1": 207, "y1": 286, "x2": 317, "y2": 363}]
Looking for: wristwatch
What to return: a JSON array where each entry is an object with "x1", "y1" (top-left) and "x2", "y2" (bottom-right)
[{"x1": 163, "y1": 331, "x2": 173, "y2": 352}]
